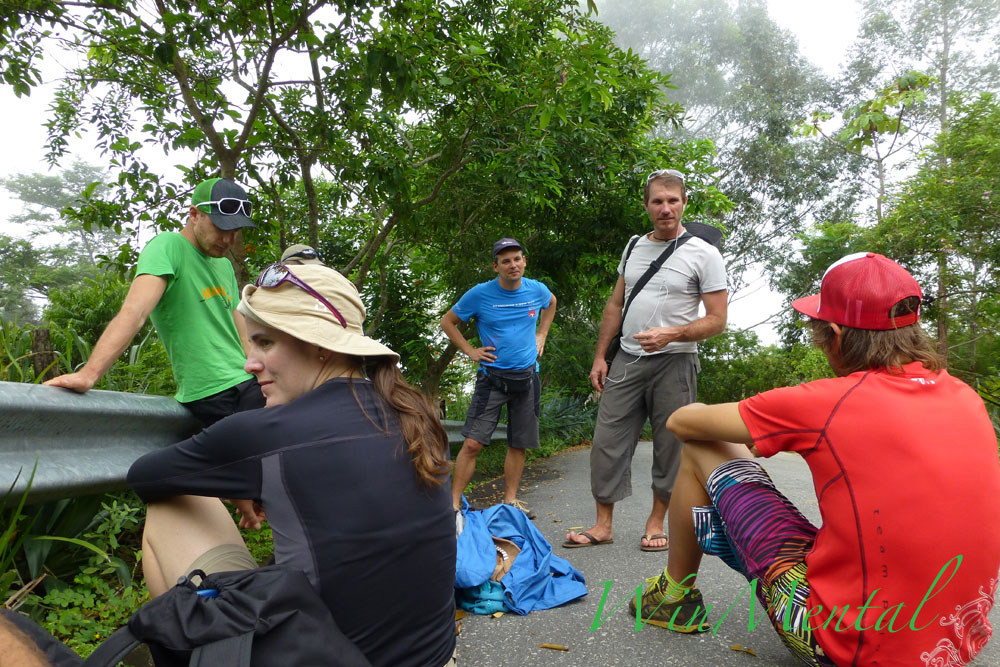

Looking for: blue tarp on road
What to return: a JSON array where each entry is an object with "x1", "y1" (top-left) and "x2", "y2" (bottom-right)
[{"x1": 456, "y1": 502, "x2": 587, "y2": 615}]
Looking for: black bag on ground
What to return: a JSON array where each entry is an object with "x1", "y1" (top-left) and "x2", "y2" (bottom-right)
[{"x1": 83, "y1": 565, "x2": 371, "y2": 667}]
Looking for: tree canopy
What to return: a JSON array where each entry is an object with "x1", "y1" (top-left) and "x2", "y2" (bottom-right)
[
  {"x1": 2, "y1": 0, "x2": 999, "y2": 413},
  {"x1": 2, "y1": 0, "x2": 732, "y2": 396}
]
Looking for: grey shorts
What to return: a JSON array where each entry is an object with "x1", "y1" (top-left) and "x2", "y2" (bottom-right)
[
  {"x1": 461, "y1": 369, "x2": 540, "y2": 449},
  {"x1": 590, "y1": 351, "x2": 698, "y2": 504},
  {"x1": 186, "y1": 542, "x2": 258, "y2": 581}
]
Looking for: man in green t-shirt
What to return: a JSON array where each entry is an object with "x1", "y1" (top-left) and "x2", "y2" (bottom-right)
[{"x1": 45, "y1": 178, "x2": 264, "y2": 426}]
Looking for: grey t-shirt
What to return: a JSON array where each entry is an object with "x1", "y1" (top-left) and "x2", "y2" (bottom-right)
[{"x1": 616, "y1": 232, "x2": 727, "y2": 356}]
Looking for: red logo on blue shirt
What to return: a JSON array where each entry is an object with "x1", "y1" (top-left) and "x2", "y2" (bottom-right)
[{"x1": 529, "y1": 310, "x2": 536, "y2": 317}]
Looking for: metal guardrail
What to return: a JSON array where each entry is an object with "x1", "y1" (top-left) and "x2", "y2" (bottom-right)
[
  {"x1": 0, "y1": 382, "x2": 503, "y2": 505},
  {"x1": 0, "y1": 382, "x2": 202, "y2": 504},
  {"x1": 441, "y1": 420, "x2": 507, "y2": 446}
]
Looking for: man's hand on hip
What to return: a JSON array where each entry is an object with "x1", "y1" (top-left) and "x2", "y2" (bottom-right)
[
  {"x1": 633, "y1": 326, "x2": 682, "y2": 353},
  {"x1": 590, "y1": 357, "x2": 609, "y2": 393},
  {"x1": 535, "y1": 332, "x2": 547, "y2": 357},
  {"x1": 468, "y1": 346, "x2": 497, "y2": 363}
]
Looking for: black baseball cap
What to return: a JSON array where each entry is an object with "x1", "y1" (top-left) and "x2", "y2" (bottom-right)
[
  {"x1": 492, "y1": 238, "x2": 524, "y2": 259},
  {"x1": 192, "y1": 178, "x2": 255, "y2": 231}
]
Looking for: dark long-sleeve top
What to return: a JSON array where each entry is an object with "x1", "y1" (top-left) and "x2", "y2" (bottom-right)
[{"x1": 128, "y1": 378, "x2": 456, "y2": 667}]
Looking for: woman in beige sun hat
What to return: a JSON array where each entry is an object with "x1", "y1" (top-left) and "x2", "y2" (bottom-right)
[{"x1": 128, "y1": 262, "x2": 457, "y2": 667}]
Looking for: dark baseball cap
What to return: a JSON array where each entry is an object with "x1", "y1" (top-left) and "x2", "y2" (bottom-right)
[
  {"x1": 492, "y1": 238, "x2": 524, "y2": 259},
  {"x1": 192, "y1": 178, "x2": 256, "y2": 231}
]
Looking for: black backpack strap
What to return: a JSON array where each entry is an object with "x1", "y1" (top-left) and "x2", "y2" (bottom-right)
[
  {"x1": 621, "y1": 234, "x2": 641, "y2": 266},
  {"x1": 620, "y1": 233, "x2": 693, "y2": 322},
  {"x1": 191, "y1": 632, "x2": 254, "y2": 667},
  {"x1": 81, "y1": 625, "x2": 142, "y2": 667}
]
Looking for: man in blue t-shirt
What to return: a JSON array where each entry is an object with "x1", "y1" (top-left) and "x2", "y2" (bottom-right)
[{"x1": 441, "y1": 238, "x2": 557, "y2": 519}]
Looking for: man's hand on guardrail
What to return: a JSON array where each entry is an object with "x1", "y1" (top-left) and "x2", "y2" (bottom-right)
[{"x1": 43, "y1": 371, "x2": 97, "y2": 393}]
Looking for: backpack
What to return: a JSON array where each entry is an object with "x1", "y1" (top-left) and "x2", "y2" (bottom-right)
[{"x1": 83, "y1": 565, "x2": 371, "y2": 667}]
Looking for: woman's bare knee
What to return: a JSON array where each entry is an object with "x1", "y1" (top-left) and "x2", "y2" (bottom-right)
[{"x1": 143, "y1": 496, "x2": 244, "y2": 593}]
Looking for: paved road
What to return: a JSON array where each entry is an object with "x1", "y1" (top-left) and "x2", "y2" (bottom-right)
[{"x1": 455, "y1": 443, "x2": 1000, "y2": 666}]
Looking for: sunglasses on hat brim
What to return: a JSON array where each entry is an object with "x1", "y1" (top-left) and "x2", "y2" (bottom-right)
[
  {"x1": 198, "y1": 198, "x2": 253, "y2": 217},
  {"x1": 255, "y1": 263, "x2": 346, "y2": 328},
  {"x1": 286, "y1": 248, "x2": 319, "y2": 260}
]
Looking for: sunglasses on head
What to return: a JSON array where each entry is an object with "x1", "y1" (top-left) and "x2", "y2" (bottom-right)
[
  {"x1": 646, "y1": 169, "x2": 685, "y2": 182},
  {"x1": 254, "y1": 263, "x2": 347, "y2": 328},
  {"x1": 199, "y1": 198, "x2": 253, "y2": 217},
  {"x1": 286, "y1": 248, "x2": 319, "y2": 260}
]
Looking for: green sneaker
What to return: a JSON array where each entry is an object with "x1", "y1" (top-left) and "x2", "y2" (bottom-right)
[{"x1": 629, "y1": 574, "x2": 711, "y2": 633}]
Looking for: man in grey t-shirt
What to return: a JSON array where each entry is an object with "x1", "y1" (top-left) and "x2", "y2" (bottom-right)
[{"x1": 564, "y1": 170, "x2": 727, "y2": 552}]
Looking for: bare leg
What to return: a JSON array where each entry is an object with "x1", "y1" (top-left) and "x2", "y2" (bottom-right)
[
  {"x1": 142, "y1": 495, "x2": 245, "y2": 597},
  {"x1": 666, "y1": 440, "x2": 753, "y2": 586},
  {"x1": 641, "y1": 495, "x2": 670, "y2": 550},
  {"x1": 565, "y1": 500, "x2": 615, "y2": 544},
  {"x1": 451, "y1": 437, "x2": 484, "y2": 509},
  {"x1": 502, "y1": 447, "x2": 526, "y2": 503},
  {"x1": 0, "y1": 616, "x2": 51, "y2": 667}
]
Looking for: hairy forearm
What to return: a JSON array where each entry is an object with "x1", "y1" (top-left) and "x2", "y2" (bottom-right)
[
  {"x1": 79, "y1": 310, "x2": 147, "y2": 381},
  {"x1": 537, "y1": 295, "x2": 557, "y2": 336},
  {"x1": 593, "y1": 300, "x2": 624, "y2": 359},
  {"x1": 670, "y1": 312, "x2": 726, "y2": 344}
]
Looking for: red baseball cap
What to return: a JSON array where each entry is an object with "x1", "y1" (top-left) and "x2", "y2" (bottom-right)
[{"x1": 792, "y1": 252, "x2": 923, "y2": 330}]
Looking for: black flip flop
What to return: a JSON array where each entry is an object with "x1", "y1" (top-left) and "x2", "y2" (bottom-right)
[{"x1": 562, "y1": 531, "x2": 614, "y2": 548}]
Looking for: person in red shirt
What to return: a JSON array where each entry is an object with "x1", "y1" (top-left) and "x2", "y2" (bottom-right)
[{"x1": 632, "y1": 252, "x2": 1000, "y2": 666}]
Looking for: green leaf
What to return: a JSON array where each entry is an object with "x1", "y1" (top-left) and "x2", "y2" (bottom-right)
[
  {"x1": 30, "y1": 536, "x2": 112, "y2": 563},
  {"x1": 539, "y1": 107, "x2": 552, "y2": 130},
  {"x1": 153, "y1": 43, "x2": 175, "y2": 67}
]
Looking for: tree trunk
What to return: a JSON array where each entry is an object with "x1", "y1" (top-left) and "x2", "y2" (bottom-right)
[
  {"x1": 933, "y1": 5, "x2": 953, "y2": 367},
  {"x1": 420, "y1": 342, "x2": 461, "y2": 400},
  {"x1": 31, "y1": 328, "x2": 58, "y2": 381},
  {"x1": 938, "y1": 8, "x2": 951, "y2": 135},
  {"x1": 936, "y1": 252, "x2": 948, "y2": 364},
  {"x1": 300, "y1": 158, "x2": 321, "y2": 249}
]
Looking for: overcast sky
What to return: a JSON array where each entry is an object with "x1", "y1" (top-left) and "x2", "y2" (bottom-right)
[{"x1": 0, "y1": 0, "x2": 862, "y2": 342}]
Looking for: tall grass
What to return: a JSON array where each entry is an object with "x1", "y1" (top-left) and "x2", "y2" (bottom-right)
[
  {"x1": 0, "y1": 320, "x2": 48, "y2": 383},
  {"x1": 0, "y1": 315, "x2": 173, "y2": 654}
]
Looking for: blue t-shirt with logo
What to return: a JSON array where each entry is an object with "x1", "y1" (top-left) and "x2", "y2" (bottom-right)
[{"x1": 451, "y1": 278, "x2": 553, "y2": 371}]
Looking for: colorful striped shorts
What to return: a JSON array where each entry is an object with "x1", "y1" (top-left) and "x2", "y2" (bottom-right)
[{"x1": 694, "y1": 458, "x2": 836, "y2": 666}]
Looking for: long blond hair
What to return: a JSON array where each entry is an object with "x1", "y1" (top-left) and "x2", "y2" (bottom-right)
[{"x1": 810, "y1": 297, "x2": 943, "y2": 374}]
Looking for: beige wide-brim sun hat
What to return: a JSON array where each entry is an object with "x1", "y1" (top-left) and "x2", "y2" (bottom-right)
[{"x1": 238, "y1": 264, "x2": 399, "y2": 362}]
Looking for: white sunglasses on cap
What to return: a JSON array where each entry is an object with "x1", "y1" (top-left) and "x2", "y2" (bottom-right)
[{"x1": 646, "y1": 169, "x2": 685, "y2": 182}]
